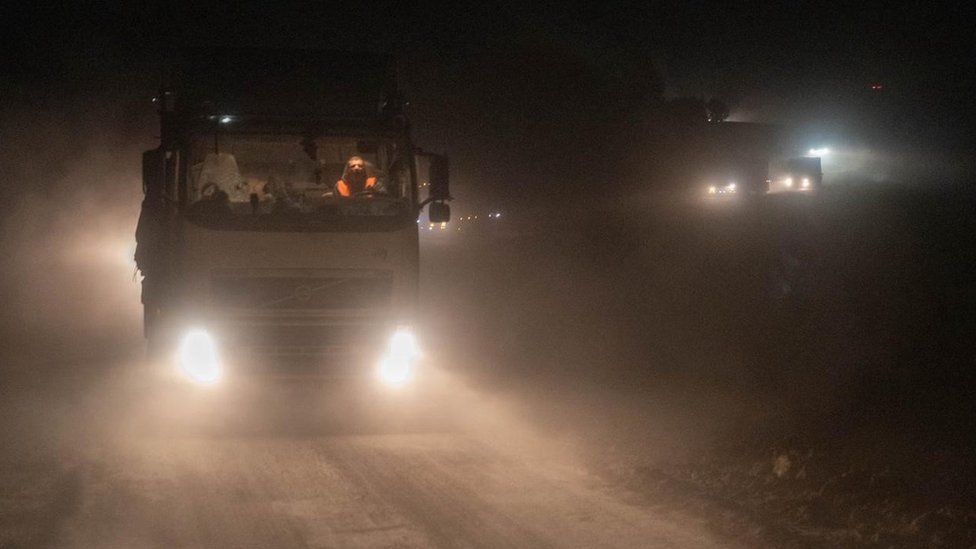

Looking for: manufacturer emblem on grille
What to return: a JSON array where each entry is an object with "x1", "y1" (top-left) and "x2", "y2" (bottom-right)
[{"x1": 293, "y1": 284, "x2": 312, "y2": 303}]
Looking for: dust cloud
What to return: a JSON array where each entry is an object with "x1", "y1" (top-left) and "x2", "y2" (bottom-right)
[
  {"x1": 1, "y1": 93, "x2": 154, "y2": 366},
  {"x1": 3, "y1": 64, "x2": 976, "y2": 546}
]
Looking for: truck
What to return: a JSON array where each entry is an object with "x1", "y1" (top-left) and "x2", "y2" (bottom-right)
[
  {"x1": 702, "y1": 156, "x2": 770, "y2": 198},
  {"x1": 768, "y1": 156, "x2": 823, "y2": 193},
  {"x1": 135, "y1": 48, "x2": 450, "y2": 388},
  {"x1": 696, "y1": 122, "x2": 783, "y2": 200}
]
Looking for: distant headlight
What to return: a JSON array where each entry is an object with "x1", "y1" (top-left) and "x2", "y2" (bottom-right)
[
  {"x1": 177, "y1": 329, "x2": 221, "y2": 385},
  {"x1": 708, "y1": 186, "x2": 717, "y2": 194},
  {"x1": 377, "y1": 327, "x2": 420, "y2": 386},
  {"x1": 801, "y1": 178, "x2": 810, "y2": 189},
  {"x1": 784, "y1": 177, "x2": 793, "y2": 188},
  {"x1": 728, "y1": 183, "x2": 737, "y2": 192}
]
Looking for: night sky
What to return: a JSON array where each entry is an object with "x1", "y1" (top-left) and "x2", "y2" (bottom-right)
[{"x1": 2, "y1": 2, "x2": 973, "y2": 208}]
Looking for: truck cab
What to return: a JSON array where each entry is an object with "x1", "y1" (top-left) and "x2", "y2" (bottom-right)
[{"x1": 135, "y1": 49, "x2": 450, "y2": 386}]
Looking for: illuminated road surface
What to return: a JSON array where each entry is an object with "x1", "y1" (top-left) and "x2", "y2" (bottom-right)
[
  {"x1": 56, "y1": 433, "x2": 729, "y2": 548},
  {"x1": 41, "y1": 368, "x2": 732, "y2": 548}
]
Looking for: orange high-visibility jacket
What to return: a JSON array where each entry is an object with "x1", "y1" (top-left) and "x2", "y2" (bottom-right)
[{"x1": 336, "y1": 177, "x2": 376, "y2": 197}]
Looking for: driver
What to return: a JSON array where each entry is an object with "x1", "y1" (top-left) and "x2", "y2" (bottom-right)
[{"x1": 335, "y1": 156, "x2": 378, "y2": 197}]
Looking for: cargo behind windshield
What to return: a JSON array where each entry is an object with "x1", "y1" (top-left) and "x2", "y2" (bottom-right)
[{"x1": 184, "y1": 133, "x2": 415, "y2": 231}]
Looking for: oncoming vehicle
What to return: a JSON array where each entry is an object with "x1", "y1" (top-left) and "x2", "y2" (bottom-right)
[
  {"x1": 702, "y1": 158, "x2": 769, "y2": 200},
  {"x1": 769, "y1": 156, "x2": 823, "y2": 193},
  {"x1": 695, "y1": 122, "x2": 779, "y2": 202},
  {"x1": 705, "y1": 180, "x2": 740, "y2": 197},
  {"x1": 135, "y1": 49, "x2": 451, "y2": 389}
]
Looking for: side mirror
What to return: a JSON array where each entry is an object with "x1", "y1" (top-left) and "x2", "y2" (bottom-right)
[
  {"x1": 417, "y1": 150, "x2": 451, "y2": 221},
  {"x1": 142, "y1": 148, "x2": 166, "y2": 199},
  {"x1": 429, "y1": 201, "x2": 451, "y2": 223},
  {"x1": 428, "y1": 154, "x2": 450, "y2": 201}
]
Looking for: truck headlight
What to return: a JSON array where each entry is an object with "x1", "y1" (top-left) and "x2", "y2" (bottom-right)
[
  {"x1": 377, "y1": 327, "x2": 420, "y2": 386},
  {"x1": 177, "y1": 329, "x2": 221, "y2": 385}
]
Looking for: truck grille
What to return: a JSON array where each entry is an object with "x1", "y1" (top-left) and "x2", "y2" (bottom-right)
[
  {"x1": 216, "y1": 319, "x2": 390, "y2": 375},
  {"x1": 211, "y1": 274, "x2": 392, "y2": 311},
  {"x1": 222, "y1": 322, "x2": 381, "y2": 349}
]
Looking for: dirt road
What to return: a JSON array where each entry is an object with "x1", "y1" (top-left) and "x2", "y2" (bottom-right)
[
  {"x1": 1, "y1": 359, "x2": 731, "y2": 549},
  {"x1": 55, "y1": 432, "x2": 730, "y2": 548}
]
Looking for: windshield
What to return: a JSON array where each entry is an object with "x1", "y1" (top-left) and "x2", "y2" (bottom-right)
[{"x1": 184, "y1": 133, "x2": 414, "y2": 231}]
